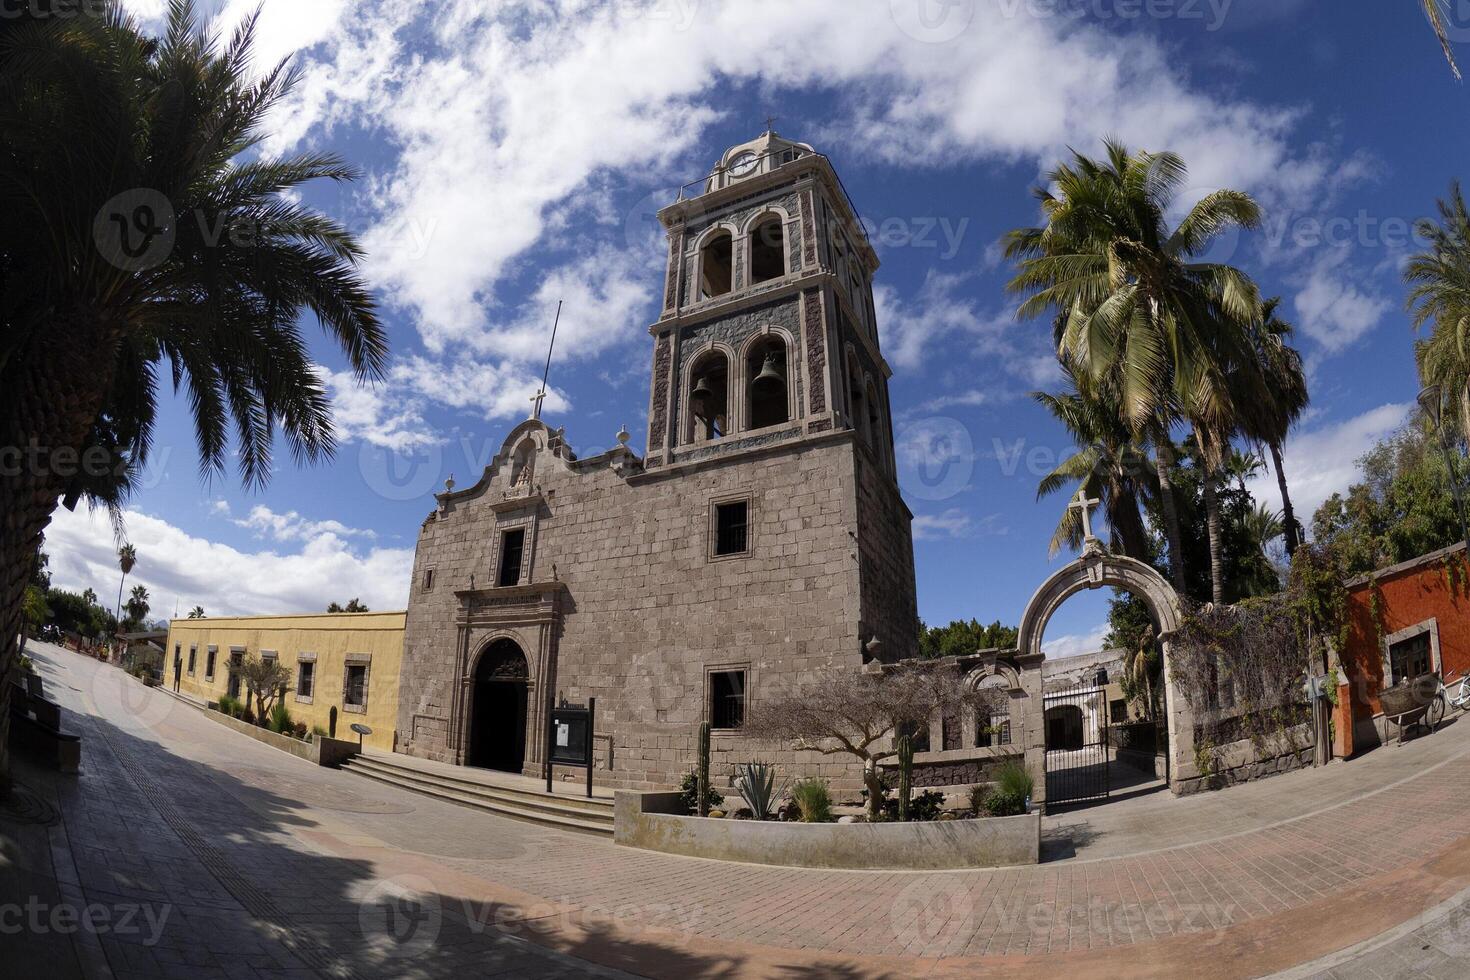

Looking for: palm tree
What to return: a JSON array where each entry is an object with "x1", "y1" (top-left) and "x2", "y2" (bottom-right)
[
  {"x1": 124, "y1": 584, "x2": 150, "y2": 628},
  {"x1": 1422, "y1": 0, "x2": 1462, "y2": 79},
  {"x1": 1240, "y1": 298, "x2": 1310, "y2": 556},
  {"x1": 114, "y1": 544, "x2": 137, "y2": 635},
  {"x1": 82, "y1": 588, "x2": 97, "y2": 607},
  {"x1": 187, "y1": 606, "x2": 205, "y2": 619},
  {"x1": 1006, "y1": 140, "x2": 1264, "y2": 602},
  {"x1": 1034, "y1": 366, "x2": 1156, "y2": 560},
  {"x1": 0, "y1": 4, "x2": 385, "y2": 791},
  {"x1": 1408, "y1": 183, "x2": 1470, "y2": 438}
]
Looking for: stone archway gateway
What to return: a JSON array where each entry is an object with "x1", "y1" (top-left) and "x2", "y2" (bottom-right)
[{"x1": 1015, "y1": 548, "x2": 1194, "y2": 810}]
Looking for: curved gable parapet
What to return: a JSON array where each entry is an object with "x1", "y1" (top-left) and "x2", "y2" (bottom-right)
[{"x1": 1016, "y1": 552, "x2": 1184, "y2": 661}]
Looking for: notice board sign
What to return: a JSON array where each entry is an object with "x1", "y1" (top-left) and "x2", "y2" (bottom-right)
[{"x1": 545, "y1": 697, "x2": 596, "y2": 797}]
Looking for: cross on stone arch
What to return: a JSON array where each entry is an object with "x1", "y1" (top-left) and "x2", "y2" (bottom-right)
[{"x1": 1069, "y1": 489, "x2": 1101, "y2": 543}]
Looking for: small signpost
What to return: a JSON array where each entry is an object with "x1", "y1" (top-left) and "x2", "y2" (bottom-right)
[
  {"x1": 349, "y1": 722, "x2": 372, "y2": 751},
  {"x1": 546, "y1": 696, "x2": 596, "y2": 798}
]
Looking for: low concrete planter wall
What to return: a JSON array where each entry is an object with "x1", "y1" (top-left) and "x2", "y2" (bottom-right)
[
  {"x1": 613, "y1": 791, "x2": 1039, "y2": 870},
  {"x1": 199, "y1": 707, "x2": 360, "y2": 767}
]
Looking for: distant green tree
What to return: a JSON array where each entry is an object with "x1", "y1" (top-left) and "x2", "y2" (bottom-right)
[
  {"x1": 187, "y1": 606, "x2": 206, "y2": 619},
  {"x1": 918, "y1": 619, "x2": 1019, "y2": 659},
  {"x1": 44, "y1": 589, "x2": 112, "y2": 639},
  {"x1": 327, "y1": 599, "x2": 369, "y2": 613},
  {"x1": 1311, "y1": 418, "x2": 1464, "y2": 577}
]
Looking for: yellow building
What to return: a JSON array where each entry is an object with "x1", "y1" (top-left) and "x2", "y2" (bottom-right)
[{"x1": 163, "y1": 612, "x2": 405, "y2": 752}]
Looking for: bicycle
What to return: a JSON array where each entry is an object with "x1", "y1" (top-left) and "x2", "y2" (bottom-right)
[{"x1": 1448, "y1": 672, "x2": 1470, "y2": 713}]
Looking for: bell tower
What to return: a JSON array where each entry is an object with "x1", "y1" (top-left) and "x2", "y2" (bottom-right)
[{"x1": 643, "y1": 130, "x2": 897, "y2": 475}]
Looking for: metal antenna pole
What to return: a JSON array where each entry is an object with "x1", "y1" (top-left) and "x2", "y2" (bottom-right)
[{"x1": 530, "y1": 300, "x2": 563, "y2": 421}]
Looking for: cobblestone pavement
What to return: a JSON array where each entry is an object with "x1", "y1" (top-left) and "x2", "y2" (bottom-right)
[{"x1": 7, "y1": 642, "x2": 1470, "y2": 979}]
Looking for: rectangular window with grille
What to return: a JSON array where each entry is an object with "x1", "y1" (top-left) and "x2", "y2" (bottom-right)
[
  {"x1": 344, "y1": 664, "x2": 368, "y2": 708},
  {"x1": 297, "y1": 661, "x2": 315, "y2": 698},
  {"x1": 187, "y1": 646, "x2": 196, "y2": 675},
  {"x1": 497, "y1": 529, "x2": 525, "y2": 587},
  {"x1": 1389, "y1": 632, "x2": 1433, "y2": 685},
  {"x1": 205, "y1": 647, "x2": 216, "y2": 681},
  {"x1": 709, "y1": 669, "x2": 746, "y2": 729},
  {"x1": 712, "y1": 500, "x2": 749, "y2": 557}
]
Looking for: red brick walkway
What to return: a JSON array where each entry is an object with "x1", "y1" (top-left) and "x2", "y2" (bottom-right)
[{"x1": 11, "y1": 642, "x2": 1470, "y2": 978}]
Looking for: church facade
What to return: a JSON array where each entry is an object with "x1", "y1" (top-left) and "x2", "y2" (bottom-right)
[{"x1": 396, "y1": 132, "x2": 919, "y2": 789}]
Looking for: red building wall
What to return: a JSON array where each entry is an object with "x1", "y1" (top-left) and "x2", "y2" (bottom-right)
[{"x1": 1340, "y1": 545, "x2": 1470, "y2": 751}]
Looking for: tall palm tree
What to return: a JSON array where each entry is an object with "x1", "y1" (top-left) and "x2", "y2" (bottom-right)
[
  {"x1": 1422, "y1": 0, "x2": 1463, "y2": 79},
  {"x1": 1407, "y1": 183, "x2": 1470, "y2": 438},
  {"x1": 1006, "y1": 140, "x2": 1264, "y2": 603},
  {"x1": 1240, "y1": 298, "x2": 1310, "y2": 556},
  {"x1": 82, "y1": 588, "x2": 97, "y2": 607},
  {"x1": 188, "y1": 605, "x2": 205, "y2": 619},
  {"x1": 1034, "y1": 366, "x2": 1157, "y2": 560},
  {"x1": 0, "y1": 3, "x2": 385, "y2": 791},
  {"x1": 124, "y1": 584, "x2": 150, "y2": 627},
  {"x1": 114, "y1": 543, "x2": 137, "y2": 635}
]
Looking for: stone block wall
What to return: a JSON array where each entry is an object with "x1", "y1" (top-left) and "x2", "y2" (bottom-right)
[{"x1": 398, "y1": 421, "x2": 912, "y2": 793}]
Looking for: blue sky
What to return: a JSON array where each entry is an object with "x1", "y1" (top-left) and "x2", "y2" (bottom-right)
[{"x1": 48, "y1": 0, "x2": 1468, "y2": 655}]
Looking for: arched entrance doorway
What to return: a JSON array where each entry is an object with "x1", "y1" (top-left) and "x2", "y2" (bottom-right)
[
  {"x1": 468, "y1": 638, "x2": 529, "y2": 773},
  {"x1": 1017, "y1": 551, "x2": 1187, "y2": 810}
]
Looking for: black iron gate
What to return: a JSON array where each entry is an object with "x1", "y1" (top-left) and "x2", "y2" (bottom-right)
[{"x1": 1044, "y1": 682, "x2": 1110, "y2": 805}]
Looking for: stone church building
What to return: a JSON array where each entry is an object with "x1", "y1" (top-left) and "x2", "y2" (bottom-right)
[{"x1": 397, "y1": 131, "x2": 918, "y2": 789}]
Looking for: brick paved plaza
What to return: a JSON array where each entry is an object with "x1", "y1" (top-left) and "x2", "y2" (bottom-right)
[{"x1": 6, "y1": 641, "x2": 1470, "y2": 979}]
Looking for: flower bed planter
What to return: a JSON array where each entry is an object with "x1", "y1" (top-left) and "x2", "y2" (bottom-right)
[
  {"x1": 201, "y1": 705, "x2": 361, "y2": 767},
  {"x1": 613, "y1": 791, "x2": 1039, "y2": 869}
]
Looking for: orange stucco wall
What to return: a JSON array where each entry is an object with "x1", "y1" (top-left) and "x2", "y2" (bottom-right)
[{"x1": 1342, "y1": 553, "x2": 1470, "y2": 729}]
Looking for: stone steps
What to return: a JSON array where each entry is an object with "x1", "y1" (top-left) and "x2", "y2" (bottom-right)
[{"x1": 341, "y1": 754, "x2": 615, "y2": 837}]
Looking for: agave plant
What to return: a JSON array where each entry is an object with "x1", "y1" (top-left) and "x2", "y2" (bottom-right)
[{"x1": 733, "y1": 760, "x2": 786, "y2": 820}]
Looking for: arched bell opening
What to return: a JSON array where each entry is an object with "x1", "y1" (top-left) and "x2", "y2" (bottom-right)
[
  {"x1": 746, "y1": 336, "x2": 790, "y2": 430},
  {"x1": 687, "y1": 350, "x2": 730, "y2": 443}
]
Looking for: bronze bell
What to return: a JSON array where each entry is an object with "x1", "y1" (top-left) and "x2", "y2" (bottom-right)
[
  {"x1": 752, "y1": 351, "x2": 785, "y2": 392},
  {"x1": 691, "y1": 375, "x2": 714, "y2": 414}
]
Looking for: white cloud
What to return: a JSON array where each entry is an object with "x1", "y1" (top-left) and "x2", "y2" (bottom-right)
[
  {"x1": 1043, "y1": 623, "x2": 1110, "y2": 660},
  {"x1": 1293, "y1": 252, "x2": 1392, "y2": 353},
  {"x1": 265, "y1": 0, "x2": 1329, "y2": 364},
  {"x1": 1247, "y1": 402, "x2": 1413, "y2": 523},
  {"x1": 318, "y1": 366, "x2": 439, "y2": 451},
  {"x1": 912, "y1": 508, "x2": 1007, "y2": 540},
  {"x1": 230, "y1": 504, "x2": 376, "y2": 543},
  {"x1": 45, "y1": 503, "x2": 411, "y2": 620}
]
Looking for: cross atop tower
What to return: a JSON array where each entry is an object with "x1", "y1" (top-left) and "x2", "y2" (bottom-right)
[
  {"x1": 763, "y1": 114, "x2": 778, "y2": 134},
  {"x1": 1070, "y1": 489, "x2": 1102, "y2": 545}
]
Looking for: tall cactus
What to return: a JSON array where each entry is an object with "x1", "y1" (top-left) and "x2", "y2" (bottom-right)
[
  {"x1": 697, "y1": 721, "x2": 712, "y2": 817},
  {"x1": 897, "y1": 732, "x2": 913, "y2": 822}
]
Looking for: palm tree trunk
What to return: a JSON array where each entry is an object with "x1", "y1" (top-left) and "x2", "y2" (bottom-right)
[
  {"x1": 0, "y1": 308, "x2": 119, "y2": 794},
  {"x1": 1202, "y1": 464, "x2": 1226, "y2": 605},
  {"x1": 1153, "y1": 431, "x2": 1189, "y2": 593},
  {"x1": 114, "y1": 574, "x2": 127, "y2": 636},
  {"x1": 1270, "y1": 440, "x2": 1300, "y2": 557},
  {"x1": 1107, "y1": 487, "x2": 1150, "y2": 561}
]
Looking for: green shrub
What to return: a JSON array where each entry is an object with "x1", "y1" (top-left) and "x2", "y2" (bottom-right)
[
  {"x1": 216, "y1": 695, "x2": 237, "y2": 716},
  {"x1": 268, "y1": 702, "x2": 292, "y2": 734},
  {"x1": 971, "y1": 762, "x2": 1033, "y2": 817},
  {"x1": 311, "y1": 724, "x2": 329, "y2": 739},
  {"x1": 679, "y1": 770, "x2": 724, "y2": 815},
  {"x1": 790, "y1": 778, "x2": 834, "y2": 823},
  {"x1": 995, "y1": 761, "x2": 1033, "y2": 801}
]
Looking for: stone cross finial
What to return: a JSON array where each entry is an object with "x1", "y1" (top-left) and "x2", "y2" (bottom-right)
[
  {"x1": 764, "y1": 114, "x2": 778, "y2": 134},
  {"x1": 1070, "y1": 489, "x2": 1101, "y2": 543},
  {"x1": 529, "y1": 389, "x2": 547, "y2": 421}
]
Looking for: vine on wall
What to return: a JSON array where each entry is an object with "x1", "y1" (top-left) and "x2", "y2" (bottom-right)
[{"x1": 1171, "y1": 544, "x2": 1349, "y2": 777}]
